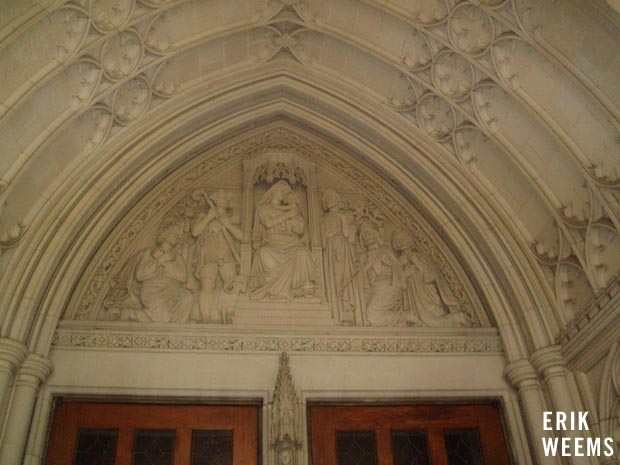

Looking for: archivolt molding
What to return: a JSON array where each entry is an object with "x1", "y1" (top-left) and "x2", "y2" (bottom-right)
[
  {"x1": 598, "y1": 342, "x2": 620, "y2": 445},
  {"x1": 560, "y1": 276, "x2": 620, "y2": 370},
  {"x1": 0, "y1": 0, "x2": 619, "y2": 359},
  {"x1": 0, "y1": 1, "x2": 616, "y2": 204},
  {"x1": 0, "y1": 83, "x2": 536, "y2": 359},
  {"x1": 0, "y1": 63, "x2": 568, "y2": 348},
  {"x1": 1, "y1": 2, "x2": 618, "y2": 300}
]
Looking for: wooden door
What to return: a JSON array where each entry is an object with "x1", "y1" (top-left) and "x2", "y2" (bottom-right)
[
  {"x1": 310, "y1": 404, "x2": 511, "y2": 465},
  {"x1": 45, "y1": 402, "x2": 259, "y2": 465}
]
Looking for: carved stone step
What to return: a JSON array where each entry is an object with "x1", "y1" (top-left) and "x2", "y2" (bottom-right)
[{"x1": 233, "y1": 299, "x2": 334, "y2": 326}]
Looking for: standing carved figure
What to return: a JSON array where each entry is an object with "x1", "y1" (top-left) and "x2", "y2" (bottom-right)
[
  {"x1": 321, "y1": 188, "x2": 361, "y2": 325},
  {"x1": 250, "y1": 181, "x2": 318, "y2": 300},
  {"x1": 191, "y1": 190, "x2": 243, "y2": 323},
  {"x1": 392, "y1": 230, "x2": 470, "y2": 327},
  {"x1": 359, "y1": 224, "x2": 406, "y2": 326}
]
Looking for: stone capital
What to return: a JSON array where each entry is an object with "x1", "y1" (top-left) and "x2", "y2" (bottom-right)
[
  {"x1": 14, "y1": 354, "x2": 53, "y2": 389},
  {"x1": 504, "y1": 359, "x2": 540, "y2": 392},
  {"x1": 0, "y1": 337, "x2": 28, "y2": 374},
  {"x1": 530, "y1": 345, "x2": 567, "y2": 380}
]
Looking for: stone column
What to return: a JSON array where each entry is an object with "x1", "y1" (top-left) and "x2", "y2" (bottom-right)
[
  {"x1": 0, "y1": 353, "x2": 53, "y2": 465},
  {"x1": 505, "y1": 359, "x2": 559, "y2": 465},
  {"x1": 531, "y1": 346, "x2": 595, "y2": 465},
  {"x1": 0, "y1": 338, "x2": 27, "y2": 416}
]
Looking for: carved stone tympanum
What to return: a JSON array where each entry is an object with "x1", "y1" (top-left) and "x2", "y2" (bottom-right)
[{"x1": 68, "y1": 134, "x2": 482, "y2": 329}]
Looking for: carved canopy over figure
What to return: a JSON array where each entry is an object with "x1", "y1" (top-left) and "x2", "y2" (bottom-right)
[
  {"x1": 392, "y1": 230, "x2": 471, "y2": 328},
  {"x1": 104, "y1": 224, "x2": 197, "y2": 323},
  {"x1": 250, "y1": 181, "x2": 319, "y2": 300}
]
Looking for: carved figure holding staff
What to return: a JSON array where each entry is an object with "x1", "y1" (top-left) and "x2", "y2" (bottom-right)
[{"x1": 191, "y1": 189, "x2": 243, "y2": 322}]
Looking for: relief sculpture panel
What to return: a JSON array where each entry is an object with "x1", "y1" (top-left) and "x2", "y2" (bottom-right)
[
  {"x1": 71, "y1": 136, "x2": 483, "y2": 329},
  {"x1": 250, "y1": 181, "x2": 319, "y2": 301}
]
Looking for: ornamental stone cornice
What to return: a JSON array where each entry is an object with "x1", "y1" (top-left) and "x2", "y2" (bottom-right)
[{"x1": 52, "y1": 322, "x2": 502, "y2": 355}]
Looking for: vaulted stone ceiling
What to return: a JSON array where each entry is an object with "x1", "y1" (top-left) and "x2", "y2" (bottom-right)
[{"x1": 1, "y1": 0, "x2": 620, "y2": 360}]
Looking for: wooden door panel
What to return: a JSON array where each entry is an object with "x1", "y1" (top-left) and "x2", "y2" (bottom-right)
[
  {"x1": 310, "y1": 404, "x2": 511, "y2": 465},
  {"x1": 45, "y1": 402, "x2": 258, "y2": 465}
]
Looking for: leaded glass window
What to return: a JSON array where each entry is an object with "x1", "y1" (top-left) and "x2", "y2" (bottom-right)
[
  {"x1": 74, "y1": 429, "x2": 117, "y2": 465},
  {"x1": 444, "y1": 428, "x2": 485, "y2": 465},
  {"x1": 391, "y1": 430, "x2": 431, "y2": 465},
  {"x1": 133, "y1": 429, "x2": 175, "y2": 465},
  {"x1": 190, "y1": 429, "x2": 233, "y2": 465},
  {"x1": 336, "y1": 431, "x2": 378, "y2": 465}
]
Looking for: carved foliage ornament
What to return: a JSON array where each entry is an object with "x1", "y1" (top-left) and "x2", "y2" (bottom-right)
[
  {"x1": 417, "y1": 94, "x2": 456, "y2": 140},
  {"x1": 432, "y1": 52, "x2": 474, "y2": 101},
  {"x1": 101, "y1": 30, "x2": 143, "y2": 81},
  {"x1": 90, "y1": 0, "x2": 134, "y2": 33},
  {"x1": 448, "y1": 4, "x2": 495, "y2": 56}
]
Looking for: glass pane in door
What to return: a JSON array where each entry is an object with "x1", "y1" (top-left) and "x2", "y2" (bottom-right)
[
  {"x1": 74, "y1": 429, "x2": 118, "y2": 465},
  {"x1": 391, "y1": 430, "x2": 431, "y2": 465},
  {"x1": 133, "y1": 429, "x2": 176, "y2": 465},
  {"x1": 336, "y1": 431, "x2": 378, "y2": 465},
  {"x1": 444, "y1": 428, "x2": 485, "y2": 465},
  {"x1": 191, "y1": 430, "x2": 233, "y2": 465}
]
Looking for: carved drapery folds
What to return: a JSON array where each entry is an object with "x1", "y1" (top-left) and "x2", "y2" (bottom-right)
[
  {"x1": 66, "y1": 133, "x2": 482, "y2": 329},
  {"x1": 270, "y1": 353, "x2": 302, "y2": 465},
  {"x1": 242, "y1": 153, "x2": 322, "y2": 302}
]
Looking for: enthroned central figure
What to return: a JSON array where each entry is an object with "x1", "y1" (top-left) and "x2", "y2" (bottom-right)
[{"x1": 250, "y1": 181, "x2": 319, "y2": 300}]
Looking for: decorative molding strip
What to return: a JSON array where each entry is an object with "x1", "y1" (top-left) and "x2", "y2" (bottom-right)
[
  {"x1": 52, "y1": 326, "x2": 502, "y2": 355},
  {"x1": 559, "y1": 273, "x2": 620, "y2": 370}
]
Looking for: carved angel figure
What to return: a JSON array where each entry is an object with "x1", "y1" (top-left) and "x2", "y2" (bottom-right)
[
  {"x1": 321, "y1": 188, "x2": 361, "y2": 325},
  {"x1": 103, "y1": 224, "x2": 197, "y2": 323},
  {"x1": 359, "y1": 223, "x2": 407, "y2": 326},
  {"x1": 392, "y1": 230, "x2": 470, "y2": 327}
]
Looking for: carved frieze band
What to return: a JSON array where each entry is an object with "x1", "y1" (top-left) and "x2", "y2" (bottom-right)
[{"x1": 52, "y1": 329, "x2": 502, "y2": 354}]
